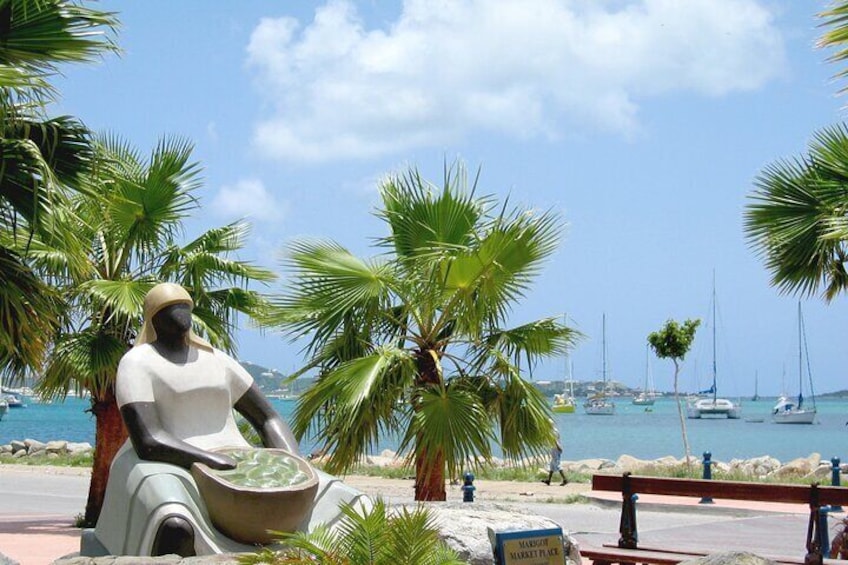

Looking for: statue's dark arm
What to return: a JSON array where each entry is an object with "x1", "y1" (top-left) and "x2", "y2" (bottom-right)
[
  {"x1": 120, "y1": 402, "x2": 237, "y2": 470},
  {"x1": 234, "y1": 383, "x2": 298, "y2": 452}
]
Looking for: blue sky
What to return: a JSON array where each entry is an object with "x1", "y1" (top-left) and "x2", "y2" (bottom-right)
[{"x1": 54, "y1": 1, "x2": 848, "y2": 397}]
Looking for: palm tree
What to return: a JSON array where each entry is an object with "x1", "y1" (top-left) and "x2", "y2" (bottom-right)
[
  {"x1": 0, "y1": 0, "x2": 117, "y2": 378},
  {"x1": 20, "y1": 134, "x2": 276, "y2": 525},
  {"x1": 744, "y1": 124, "x2": 848, "y2": 301},
  {"x1": 819, "y1": 1, "x2": 848, "y2": 95},
  {"x1": 241, "y1": 498, "x2": 465, "y2": 565},
  {"x1": 267, "y1": 162, "x2": 579, "y2": 501}
]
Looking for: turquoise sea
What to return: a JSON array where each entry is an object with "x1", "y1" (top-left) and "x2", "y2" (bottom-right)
[{"x1": 1, "y1": 396, "x2": 847, "y2": 464}]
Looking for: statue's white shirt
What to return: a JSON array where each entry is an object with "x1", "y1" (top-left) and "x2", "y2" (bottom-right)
[{"x1": 116, "y1": 344, "x2": 253, "y2": 450}]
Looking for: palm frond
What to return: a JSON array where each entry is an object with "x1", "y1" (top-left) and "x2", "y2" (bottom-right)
[
  {"x1": 252, "y1": 499, "x2": 460, "y2": 565},
  {"x1": 397, "y1": 384, "x2": 495, "y2": 479},
  {"x1": 293, "y1": 347, "x2": 414, "y2": 474},
  {"x1": 744, "y1": 124, "x2": 848, "y2": 300},
  {"x1": 0, "y1": 245, "x2": 59, "y2": 377},
  {"x1": 269, "y1": 240, "x2": 394, "y2": 346},
  {"x1": 472, "y1": 317, "x2": 581, "y2": 377},
  {"x1": 819, "y1": 2, "x2": 848, "y2": 95},
  {"x1": 76, "y1": 278, "x2": 150, "y2": 321},
  {"x1": 491, "y1": 367, "x2": 553, "y2": 462},
  {"x1": 376, "y1": 161, "x2": 487, "y2": 259},
  {"x1": 0, "y1": 0, "x2": 119, "y2": 101},
  {"x1": 38, "y1": 327, "x2": 126, "y2": 400}
]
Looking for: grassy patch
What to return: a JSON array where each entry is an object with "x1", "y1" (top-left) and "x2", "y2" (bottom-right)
[{"x1": 0, "y1": 452, "x2": 93, "y2": 467}]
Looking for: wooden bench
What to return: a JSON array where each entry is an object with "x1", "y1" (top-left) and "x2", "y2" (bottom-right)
[{"x1": 584, "y1": 473, "x2": 848, "y2": 565}]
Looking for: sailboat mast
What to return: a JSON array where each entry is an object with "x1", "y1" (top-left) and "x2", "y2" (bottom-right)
[
  {"x1": 712, "y1": 274, "x2": 717, "y2": 403},
  {"x1": 602, "y1": 313, "x2": 607, "y2": 389},
  {"x1": 797, "y1": 301, "x2": 803, "y2": 408}
]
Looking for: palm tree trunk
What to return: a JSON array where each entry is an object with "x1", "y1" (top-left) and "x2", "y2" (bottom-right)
[
  {"x1": 414, "y1": 447, "x2": 446, "y2": 501},
  {"x1": 673, "y1": 360, "x2": 692, "y2": 472},
  {"x1": 413, "y1": 348, "x2": 446, "y2": 501},
  {"x1": 83, "y1": 391, "x2": 127, "y2": 526}
]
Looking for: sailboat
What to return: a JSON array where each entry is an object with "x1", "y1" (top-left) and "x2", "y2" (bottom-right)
[
  {"x1": 552, "y1": 315, "x2": 576, "y2": 413},
  {"x1": 772, "y1": 302, "x2": 817, "y2": 425},
  {"x1": 751, "y1": 372, "x2": 760, "y2": 402},
  {"x1": 632, "y1": 344, "x2": 656, "y2": 406},
  {"x1": 584, "y1": 314, "x2": 615, "y2": 415},
  {"x1": 686, "y1": 277, "x2": 741, "y2": 419},
  {"x1": 552, "y1": 373, "x2": 576, "y2": 413}
]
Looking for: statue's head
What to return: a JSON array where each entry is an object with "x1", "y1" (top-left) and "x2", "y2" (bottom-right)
[{"x1": 134, "y1": 282, "x2": 211, "y2": 350}]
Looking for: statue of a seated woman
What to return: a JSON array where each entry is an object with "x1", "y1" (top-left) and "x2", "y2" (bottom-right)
[{"x1": 89, "y1": 282, "x2": 367, "y2": 556}]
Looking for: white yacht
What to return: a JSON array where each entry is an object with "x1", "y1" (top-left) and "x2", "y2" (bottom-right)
[
  {"x1": 772, "y1": 302, "x2": 816, "y2": 425},
  {"x1": 686, "y1": 277, "x2": 741, "y2": 420},
  {"x1": 583, "y1": 314, "x2": 615, "y2": 416}
]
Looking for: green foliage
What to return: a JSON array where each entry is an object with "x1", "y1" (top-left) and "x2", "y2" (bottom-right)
[
  {"x1": 0, "y1": 451, "x2": 93, "y2": 467},
  {"x1": 744, "y1": 124, "x2": 848, "y2": 301},
  {"x1": 819, "y1": 2, "x2": 848, "y2": 95},
  {"x1": 267, "y1": 161, "x2": 581, "y2": 497},
  {"x1": 238, "y1": 498, "x2": 466, "y2": 565},
  {"x1": 647, "y1": 319, "x2": 701, "y2": 361},
  {"x1": 29, "y1": 134, "x2": 276, "y2": 401},
  {"x1": 0, "y1": 0, "x2": 117, "y2": 381}
]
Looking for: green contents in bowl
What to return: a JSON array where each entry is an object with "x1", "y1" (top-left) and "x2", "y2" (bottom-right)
[{"x1": 212, "y1": 449, "x2": 310, "y2": 488}]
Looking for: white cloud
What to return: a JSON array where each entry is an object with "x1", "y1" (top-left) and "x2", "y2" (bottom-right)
[
  {"x1": 246, "y1": 0, "x2": 786, "y2": 162},
  {"x1": 210, "y1": 178, "x2": 286, "y2": 222}
]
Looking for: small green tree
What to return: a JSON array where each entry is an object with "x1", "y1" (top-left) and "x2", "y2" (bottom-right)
[{"x1": 648, "y1": 319, "x2": 700, "y2": 468}]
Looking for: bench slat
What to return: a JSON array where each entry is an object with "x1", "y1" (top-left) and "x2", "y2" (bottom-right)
[{"x1": 592, "y1": 474, "x2": 848, "y2": 506}]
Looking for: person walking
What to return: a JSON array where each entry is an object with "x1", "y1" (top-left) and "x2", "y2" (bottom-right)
[{"x1": 542, "y1": 422, "x2": 568, "y2": 486}]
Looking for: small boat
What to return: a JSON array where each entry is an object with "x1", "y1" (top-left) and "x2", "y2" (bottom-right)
[
  {"x1": 4, "y1": 393, "x2": 25, "y2": 408},
  {"x1": 584, "y1": 314, "x2": 615, "y2": 416},
  {"x1": 552, "y1": 324, "x2": 577, "y2": 414},
  {"x1": 0, "y1": 397, "x2": 7, "y2": 421},
  {"x1": 686, "y1": 277, "x2": 741, "y2": 420},
  {"x1": 772, "y1": 302, "x2": 816, "y2": 425},
  {"x1": 552, "y1": 393, "x2": 575, "y2": 413},
  {"x1": 632, "y1": 345, "x2": 656, "y2": 406}
]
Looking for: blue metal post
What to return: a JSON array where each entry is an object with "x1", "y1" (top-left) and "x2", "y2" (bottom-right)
[
  {"x1": 461, "y1": 471, "x2": 475, "y2": 502},
  {"x1": 699, "y1": 451, "x2": 714, "y2": 504},
  {"x1": 832, "y1": 457, "x2": 843, "y2": 511},
  {"x1": 818, "y1": 506, "x2": 833, "y2": 553}
]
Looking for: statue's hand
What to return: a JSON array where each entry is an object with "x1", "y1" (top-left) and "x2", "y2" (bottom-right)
[{"x1": 202, "y1": 451, "x2": 237, "y2": 470}]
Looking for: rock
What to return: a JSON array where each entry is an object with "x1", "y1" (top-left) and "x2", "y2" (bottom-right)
[
  {"x1": 422, "y1": 501, "x2": 580, "y2": 565},
  {"x1": 731, "y1": 455, "x2": 780, "y2": 477},
  {"x1": 67, "y1": 442, "x2": 93, "y2": 455},
  {"x1": 615, "y1": 454, "x2": 650, "y2": 473},
  {"x1": 24, "y1": 439, "x2": 45, "y2": 453},
  {"x1": 9, "y1": 440, "x2": 25, "y2": 453},
  {"x1": 678, "y1": 551, "x2": 776, "y2": 564},
  {"x1": 774, "y1": 456, "x2": 816, "y2": 478},
  {"x1": 365, "y1": 454, "x2": 396, "y2": 467},
  {"x1": 46, "y1": 441, "x2": 68, "y2": 454},
  {"x1": 0, "y1": 550, "x2": 20, "y2": 565},
  {"x1": 806, "y1": 465, "x2": 831, "y2": 480}
]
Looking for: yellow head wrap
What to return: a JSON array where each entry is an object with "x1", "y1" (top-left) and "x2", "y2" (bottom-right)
[{"x1": 134, "y1": 282, "x2": 212, "y2": 350}]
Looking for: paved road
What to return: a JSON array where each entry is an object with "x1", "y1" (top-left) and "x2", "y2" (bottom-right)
[{"x1": 0, "y1": 466, "x2": 842, "y2": 564}]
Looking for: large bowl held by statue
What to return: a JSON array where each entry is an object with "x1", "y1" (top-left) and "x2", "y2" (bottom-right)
[{"x1": 191, "y1": 447, "x2": 319, "y2": 544}]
